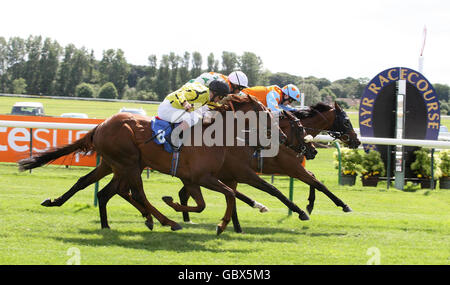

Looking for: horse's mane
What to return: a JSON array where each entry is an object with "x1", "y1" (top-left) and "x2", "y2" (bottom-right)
[
  {"x1": 294, "y1": 102, "x2": 333, "y2": 119},
  {"x1": 215, "y1": 94, "x2": 262, "y2": 113}
]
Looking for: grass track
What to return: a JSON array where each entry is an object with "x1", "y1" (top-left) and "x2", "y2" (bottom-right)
[{"x1": 0, "y1": 148, "x2": 449, "y2": 265}]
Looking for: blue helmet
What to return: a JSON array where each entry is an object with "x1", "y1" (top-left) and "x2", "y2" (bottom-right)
[{"x1": 282, "y1": 84, "x2": 301, "y2": 102}]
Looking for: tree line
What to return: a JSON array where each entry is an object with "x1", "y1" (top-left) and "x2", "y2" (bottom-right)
[{"x1": 1, "y1": 35, "x2": 449, "y2": 112}]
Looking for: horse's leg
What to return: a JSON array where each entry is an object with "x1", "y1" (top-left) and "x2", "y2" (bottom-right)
[
  {"x1": 116, "y1": 185, "x2": 155, "y2": 231},
  {"x1": 126, "y1": 167, "x2": 182, "y2": 231},
  {"x1": 219, "y1": 180, "x2": 243, "y2": 234},
  {"x1": 96, "y1": 177, "x2": 120, "y2": 229},
  {"x1": 162, "y1": 180, "x2": 206, "y2": 214},
  {"x1": 41, "y1": 161, "x2": 112, "y2": 207},
  {"x1": 237, "y1": 168, "x2": 310, "y2": 221},
  {"x1": 178, "y1": 186, "x2": 193, "y2": 222},
  {"x1": 234, "y1": 190, "x2": 269, "y2": 213},
  {"x1": 197, "y1": 175, "x2": 236, "y2": 235},
  {"x1": 287, "y1": 166, "x2": 352, "y2": 213},
  {"x1": 307, "y1": 185, "x2": 316, "y2": 214}
]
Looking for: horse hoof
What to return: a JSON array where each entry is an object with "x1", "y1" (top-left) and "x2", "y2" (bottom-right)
[
  {"x1": 216, "y1": 226, "x2": 224, "y2": 236},
  {"x1": 184, "y1": 220, "x2": 197, "y2": 225},
  {"x1": 306, "y1": 205, "x2": 314, "y2": 215},
  {"x1": 145, "y1": 220, "x2": 154, "y2": 231},
  {"x1": 260, "y1": 207, "x2": 269, "y2": 213},
  {"x1": 171, "y1": 223, "x2": 182, "y2": 231},
  {"x1": 41, "y1": 198, "x2": 53, "y2": 207},
  {"x1": 298, "y1": 212, "x2": 310, "y2": 221},
  {"x1": 162, "y1": 196, "x2": 173, "y2": 204},
  {"x1": 343, "y1": 205, "x2": 353, "y2": 212}
]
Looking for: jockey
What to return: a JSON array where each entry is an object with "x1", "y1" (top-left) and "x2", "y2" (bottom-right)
[
  {"x1": 191, "y1": 70, "x2": 249, "y2": 94},
  {"x1": 157, "y1": 80, "x2": 230, "y2": 133},
  {"x1": 240, "y1": 84, "x2": 302, "y2": 114}
]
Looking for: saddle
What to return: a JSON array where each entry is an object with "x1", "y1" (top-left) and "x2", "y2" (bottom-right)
[
  {"x1": 150, "y1": 117, "x2": 182, "y2": 176},
  {"x1": 150, "y1": 117, "x2": 183, "y2": 153}
]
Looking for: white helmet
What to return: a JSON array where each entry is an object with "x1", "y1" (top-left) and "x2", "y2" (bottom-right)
[{"x1": 228, "y1": 71, "x2": 249, "y2": 88}]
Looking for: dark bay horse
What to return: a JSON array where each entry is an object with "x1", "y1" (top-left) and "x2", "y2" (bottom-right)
[
  {"x1": 177, "y1": 102, "x2": 361, "y2": 232},
  {"x1": 18, "y1": 94, "x2": 313, "y2": 234}
]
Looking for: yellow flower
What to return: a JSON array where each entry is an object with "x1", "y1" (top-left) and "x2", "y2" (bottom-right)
[
  {"x1": 364, "y1": 175, "x2": 369, "y2": 179},
  {"x1": 417, "y1": 174, "x2": 422, "y2": 178}
]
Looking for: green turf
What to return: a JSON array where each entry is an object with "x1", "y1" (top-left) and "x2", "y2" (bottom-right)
[
  {"x1": 0, "y1": 148, "x2": 448, "y2": 265},
  {"x1": 0, "y1": 96, "x2": 159, "y2": 119}
]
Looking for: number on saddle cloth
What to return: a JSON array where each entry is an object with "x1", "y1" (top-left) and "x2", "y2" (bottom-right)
[{"x1": 150, "y1": 117, "x2": 181, "y2": 153}]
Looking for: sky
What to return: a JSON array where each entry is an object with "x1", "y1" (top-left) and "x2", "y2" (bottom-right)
[{"x1": 1, "y1": 0, "x2": 450, "y2": 85}]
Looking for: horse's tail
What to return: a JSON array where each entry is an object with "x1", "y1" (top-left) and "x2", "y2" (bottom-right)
[{"x1": 18, "y1": 126, "x2": 98, "y2": 171}]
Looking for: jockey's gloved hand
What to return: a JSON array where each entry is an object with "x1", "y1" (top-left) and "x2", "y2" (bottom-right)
[{"x1": 182, "y1": 101, "x2": 193, "y2": 111}]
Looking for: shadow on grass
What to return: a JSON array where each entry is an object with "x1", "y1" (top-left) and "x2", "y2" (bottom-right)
[
  {"x1": 52, "y1": 228, "x2": 252, "y2": 254},
  {"x1": 54, "y1": 217, "x2": 351, "y2": 251}
]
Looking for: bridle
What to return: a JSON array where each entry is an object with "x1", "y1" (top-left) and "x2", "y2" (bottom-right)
[
  {"x1": 279, "y1": 113, "x2": 312, "y2": 156},
  {"x1": 303, "y1": 107, "x2": 351, "y2": 142}
]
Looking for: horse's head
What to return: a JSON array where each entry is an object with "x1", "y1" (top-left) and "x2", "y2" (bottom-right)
[
  {"x1": 219, "y1": 94, "x2": 288, "y2": 147},
  {"x1": 330, "y1": 102, "x2": 361, "y2": 149},
  {"x1": 280, "y1": 110, "x2": 317, "y2": 160},
  {"x1": 293, "y1": 102, "x2": 361, "y2": 149}
]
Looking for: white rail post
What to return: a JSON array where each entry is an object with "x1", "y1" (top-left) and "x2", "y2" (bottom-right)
[{"x1": 394, "y1": 76, "x2": 407, "y2": 190}]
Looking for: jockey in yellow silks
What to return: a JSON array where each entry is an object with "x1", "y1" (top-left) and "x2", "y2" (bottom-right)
[{"x1": 157, "y1": 80, "x2": 230, "y2": 131}]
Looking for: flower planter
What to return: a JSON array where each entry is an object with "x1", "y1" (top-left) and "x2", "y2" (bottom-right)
[
  {"x1": 361, "y1": 175, "x2": 379, "y2": 187},
  {"x1": 340, "y1": 174, "x2": 356, "y2": 186},
  {"x1": 439, "y1": 177, "x2": 450, "y2": 189},
  {"x1": 420, "y1": 179, "x2": 437, "y2": 189}
]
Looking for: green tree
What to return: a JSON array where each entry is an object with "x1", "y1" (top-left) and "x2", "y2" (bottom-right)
[
  {"x1": 155, "y1": 54, "x2": 170, "y2": 99},
  {"x1": 38, "y1": 38, "x2": 61, "y2": 95},
  {"x1": 319, "y1": 86, "x2": 336, "y2": 104},
  {"x1": 329, "y1": 82, "x2": 345, "y2": 98},
  {"x1": 239, "y1": 52, "x2": 263, "y2": 86},
  {"x1": 55, "y1": 44, "x2": 76, "y2": 96},
  {"x1": 128, "y1": 65, "x2": 147, "y2": 88},
  {"x1": 0, "y1": 37, "x2": 8, "y2": 92},
  {"x1": 303, "y1": 83, "x2": 320, "y2": 105},
  {"x1": 207, "y1": 53, "x2": 219, "y2": 72},
  {"x1": 99, "y1": 49, "x2": 130, "y2": 98},
  {"x1": 268, "y1": 72, "x2": 301, "y2": 87},
  {"x1": 179, "y1": 52, "x2": 191, "y2": 83},
  {"x1": 221, "y1": 51, "x2": 238, "y2": 75},
  {"x1": 191, "y1": 51, "x2": 203, "y2": 78},
  {"x1": 98, "y1": 82, "x2": 118, "y2": 99},
  {"x1": 434, "y1": 83, "x2": 449, "y2": 101},
  {"x1": 12, "y1": 78, "x2": 27, "y2": 94},
  {"x1": 24, "y1": 35, "x2": 42, "y2": 94},
  {"x1": 6, "y1": 37, "x2": 26, "y2": 82},
  {"x1": 75, "y1": 82, "x2": 95, "y2": 98},
  {"x1": 168, "y1": 52, "x2": 181, "y2": 91}
]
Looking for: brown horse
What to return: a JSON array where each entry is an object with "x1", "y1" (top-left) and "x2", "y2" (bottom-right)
[
  {"x1": 19, "y1": 94, "x2": 313, "y2": 234},
  {"x1": 177, "y1": 102, "x2": 361, "y2": 232},
  {"x1": 161, "y1": 109, "x2": 317, "y2": 224}
]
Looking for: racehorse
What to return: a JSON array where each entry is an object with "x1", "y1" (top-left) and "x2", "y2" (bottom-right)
[
  {"x1": 176, "y1": 102, "x2": 361, "y2": 232},
  {"x1": 18, "y1": 94, "x2": 315, "y2": 234}
]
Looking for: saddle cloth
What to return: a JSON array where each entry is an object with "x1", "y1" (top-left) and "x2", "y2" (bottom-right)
[{"x1": 150, "y1": 116, "x2": 180, "y2": 153}]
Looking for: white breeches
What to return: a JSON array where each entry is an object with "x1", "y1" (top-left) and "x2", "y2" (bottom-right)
[{"x1": 157, "y1": 100, "x2": 210, "y2": 127}]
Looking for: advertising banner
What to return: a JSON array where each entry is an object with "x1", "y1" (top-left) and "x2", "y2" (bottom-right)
[{"x1": 0, "y1": 115, "x2": 104, "y2": 166}]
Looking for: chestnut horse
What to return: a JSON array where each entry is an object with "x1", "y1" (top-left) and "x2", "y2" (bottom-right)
[
  {"x1": 177, "y1": 102, "x2": 361, "y2": 232},
  {"x1": 18, "y1": 95, "x2": 313, "y2": 234}
]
